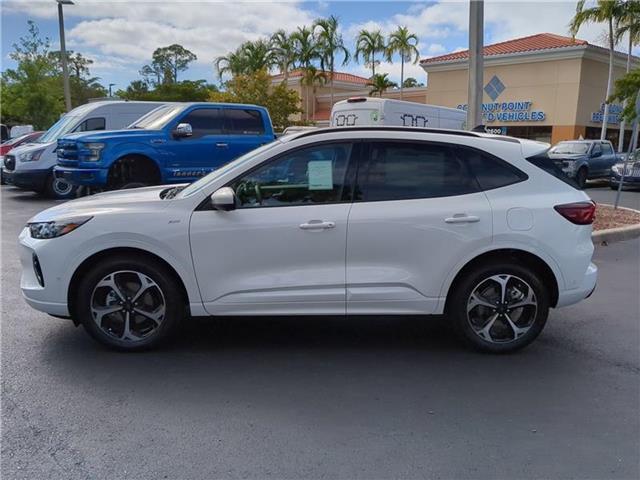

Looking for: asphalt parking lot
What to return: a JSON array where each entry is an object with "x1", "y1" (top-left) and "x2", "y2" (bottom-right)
[{"x1": 1, "y1": 183, "x2": 639, "y2": 480}]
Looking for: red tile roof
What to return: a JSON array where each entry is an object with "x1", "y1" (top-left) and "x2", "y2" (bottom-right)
[
  {"x1": 421, "y1": 33, "x2": 589, "y2": 64},
  {"x1": 272, "y1": 70, "x2": 370, "y2": 85}
]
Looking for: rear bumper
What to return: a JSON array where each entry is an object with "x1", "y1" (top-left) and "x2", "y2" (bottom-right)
[
  {"x1": 54, "y1": 165, "x2": 109, "y2": 186},
  {"x1": 556, "y1": 262, "x2": 598, "y2": 308},
  {"x1": 3, "y1": 168, "x2": 49, "y2": 191}
]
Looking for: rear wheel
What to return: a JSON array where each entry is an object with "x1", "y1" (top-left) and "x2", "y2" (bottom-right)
[
  {"x1": 448, "y1": 262, "x2": 549, "y2": 353},
  {"x1": 75, "y1": 256, "x2": 184, "y2": 351},
  {"x1": 44, "y1": 173, "x2": 77, "y2": 199},
  {"x1": 575, "y1": 167, "x2": 588, "y2": 189}
]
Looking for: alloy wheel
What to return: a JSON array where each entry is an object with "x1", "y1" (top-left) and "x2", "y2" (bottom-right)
[
  {"x1": 90, "y1": 270, "x2": 166, "y2": 342},
  {"x1": 53, "y1": 178, "x2": 73, "y2": 196},
  {"x1": 466, "y1": 274, "x2": 538, "y2": 344}
]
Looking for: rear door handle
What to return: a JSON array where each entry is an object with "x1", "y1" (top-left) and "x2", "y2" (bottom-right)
[
  {"x1": 445, "y1": 214, "x2": 480, "y2": 224},
  {"x1": 299, "y1": 220, "x2": 336, "y2": 230}
]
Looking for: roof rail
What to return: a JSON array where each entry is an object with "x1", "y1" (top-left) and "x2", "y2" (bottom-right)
[{"x1": 290, "y1": 126, "x2": 481, "y2": 140}]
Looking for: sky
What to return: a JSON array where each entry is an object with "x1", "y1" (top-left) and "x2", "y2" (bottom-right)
[{"x1": 1, "y1": 0, "x2": 638, "y2": 91}]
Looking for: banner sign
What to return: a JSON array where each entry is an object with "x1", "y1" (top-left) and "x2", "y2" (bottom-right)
[{"x1": 457, "y1": 101, "x2": 546, "y2": 122}]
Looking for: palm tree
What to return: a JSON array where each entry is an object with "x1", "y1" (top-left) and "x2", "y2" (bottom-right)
[
  {"x1": 570, "y1": 0, "x2": 627, "y2": 140},
  {"x1": 300, "y1": 66, "x2": 327, "y2": 122},
  {"x1": 385, "y1": 26, "x2": 420, "y2": 100},
  {"x1": 313, "y1": 15, "x2": 350, "y2": 107},
  {"x1": 270, "y1": 30, "x2": 296, "y2": 83},
  {"x1": 241, "y1": 39, "x2": 276, "y2": 73},
  {"x1": 291, "y1": 26, "x2": 321, "y2": 121},
  {"x1": 368, "y1": 73, "x2": 397, "y2": 97},
  {"x1": 355, "y1": 29, "x2": 386, "y2": 78},
  {"x1": 614, "y1": 0, "x2": 640, "y2": 151},
  {"x1": 214, "y1": 46, "x2": 248, "y2": 80}
]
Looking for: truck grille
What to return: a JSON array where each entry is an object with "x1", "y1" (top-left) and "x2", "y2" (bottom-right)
[
  {"x1": 4, "y1": 154, "x2": 15, "y2": 172},
  {"x1": 57, "y1": 139, "x2": 79, "y2": 166}
]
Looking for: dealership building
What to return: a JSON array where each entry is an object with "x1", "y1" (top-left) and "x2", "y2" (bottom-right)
[{"x1": 276, "y1": 33, "x2": 637, "y2": 146}]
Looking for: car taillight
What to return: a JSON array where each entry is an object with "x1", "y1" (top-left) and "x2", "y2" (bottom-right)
[{"x1": 554, "y1": 201, "x2": 596, "y2": 225}]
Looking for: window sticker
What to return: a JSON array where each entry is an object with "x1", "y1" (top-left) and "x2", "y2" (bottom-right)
[{"x1": 308, "y1": 160, "x2": 333, "y2": 190}]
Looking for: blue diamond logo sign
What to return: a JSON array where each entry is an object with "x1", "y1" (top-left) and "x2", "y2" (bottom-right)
[{"x1": 484, "y1": 75, "x2": 505, "y2": 101}]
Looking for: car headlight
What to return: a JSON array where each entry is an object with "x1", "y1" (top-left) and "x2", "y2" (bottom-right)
[
  {"x1": 18, "y1": 148, "x2": 45, "y2": 163},
  {"x1": 28, "y1": 216, "x2": 93, "y2": 239},
  {"x1": 80, "y1": 142, "x2": 105, "y2": 162}
]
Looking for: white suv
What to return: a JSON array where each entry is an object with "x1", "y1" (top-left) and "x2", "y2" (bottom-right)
[{"x1": 19, "y1": 127, "x2": 597, "y2": 352}]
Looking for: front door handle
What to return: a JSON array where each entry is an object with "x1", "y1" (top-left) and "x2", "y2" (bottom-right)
[
  {"x1": 299, "y1": 220, "x2": 336, "y2": 230},
  {"x1": 445, "y1": 214, "x2": 480, "y2": 224},
  {"x1": 216, "y1": 143, "x2": 228, "y2": 148}
]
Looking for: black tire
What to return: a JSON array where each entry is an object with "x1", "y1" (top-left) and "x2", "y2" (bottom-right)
[
  {"x1": 75, "y1": 255, "x2": 184, "y2": 351},
  {"x1": 44, "y1": 173, "x2": 78, "y2": 199},
  {"x1": 575, "y1": 167, "x2": 588, "y2": 189},
  {"x1": 448, "y1": 262, "x2": 550, "y2": 353}
]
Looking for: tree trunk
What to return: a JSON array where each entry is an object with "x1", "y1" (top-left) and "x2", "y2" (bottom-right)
[
  {"x1": 306, "y1": 84, "x2": 310, "y2": 123},
  {"x1": 618, "y1": 33, "x2": 632, "y2": 152},
  {"x1": 330, "y1": 71, "x2": 334, "y2": 108},
  {"x1": 400, "y1": 57, "x2": 405, "y2": 100},
  {"x1": 601, "y1": 18, "x2": 615, "y2": 140},
  {"x1": 372, "y1": 52, "x2": 375, "y2": 78}
]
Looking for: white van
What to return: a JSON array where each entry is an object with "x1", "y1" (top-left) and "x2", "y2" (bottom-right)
[
  {"x1": 330, "y1": 97, "x2": 467, "y2": 130},
  {"x1": 3, "y1": 101, "x2": 165, "y2": 199}
]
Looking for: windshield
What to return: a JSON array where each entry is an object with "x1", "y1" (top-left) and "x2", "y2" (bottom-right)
[
  {"x1": 549, "y1": 142, "x2": 590, "y2": 155},
  {"x1": 36, "y1": 115, "x2": 80, "y2": 143},
  {"x1": 179, "y1": 141, "x2": 282, "y2": 198},
  {"x1": 129, "y1": 104, "x2": 184, "y2": 130}
]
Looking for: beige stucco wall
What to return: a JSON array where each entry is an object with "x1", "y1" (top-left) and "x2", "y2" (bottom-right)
[
  {"x1": 424, "y1": 57, "x2": 585, "y2": 127},
  {"x1": 575, "y1": 58, "x2": 629, "y2": 127}
]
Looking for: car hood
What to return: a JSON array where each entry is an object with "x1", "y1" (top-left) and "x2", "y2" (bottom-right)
[
  {"x1": 27, "y1": 185, "x2": 175, "y2": 223},
  {"x1": 547, "y1": 152, "x2": 588, "y2": 160},
  {"x1": 61, "y1": 129, "x2": 161, "y2": 143}
]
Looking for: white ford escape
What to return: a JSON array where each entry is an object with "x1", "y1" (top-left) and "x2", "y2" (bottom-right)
[{"x1": 20, "y1": 127, "x2": 597, "y2": 352}]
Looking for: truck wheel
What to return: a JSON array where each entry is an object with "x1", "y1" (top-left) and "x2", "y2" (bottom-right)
[
  {"x1": 576, "y1": 167, "x2": 588, "y2": 189},
  {"x1": 45, "y1": 173, "x2": 78, "y2": 200}
]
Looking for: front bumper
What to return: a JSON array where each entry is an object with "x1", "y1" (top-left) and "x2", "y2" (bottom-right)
[
  {"x1": 556, "y1": 262, "x2": 598, "y2": 308},
  {"x1": 54, "y1": 165, "x2": 109, "y2": 186},
  {"x1": 3, "y1": 168, "x2": 50, "y2": 191},
  {"x1": 610, "y1": 171, "x2": 640, "y2": 186},
  {"x1": 19, "y1": 228, "x2": 71, "y2": 316}
]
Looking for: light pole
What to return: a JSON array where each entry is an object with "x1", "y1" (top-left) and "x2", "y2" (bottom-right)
[
  {"x1": 57, "y1": 0, "x2": 74, "y2": 112},
  {"x1": 467, "y1": 0, "x2": 484, "y2": 130},
  {"x1": 109, "y1": 83, "x2": 115, "y2": 97}
]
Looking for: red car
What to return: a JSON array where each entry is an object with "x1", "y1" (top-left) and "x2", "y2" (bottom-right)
[{"x1": 1, "y1": 131, "x2": 43, "y2": 184}]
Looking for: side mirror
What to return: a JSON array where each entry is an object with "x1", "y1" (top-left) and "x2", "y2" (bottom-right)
[
  {"x1": 173, "y1": 123, "x2": 193, "y2": 138},
  {"x1": 210, "y1": 187, "x2": 236, "y2": 211},
  {"x1": 592, "y1": 149, "x2": 602, "y2": 158}
]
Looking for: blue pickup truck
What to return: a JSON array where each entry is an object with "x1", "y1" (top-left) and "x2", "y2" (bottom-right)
[
  {"x1": 547, "y1": 139, "x2": 621, "y2": 189},
  {"x1": 55, "y1": 103, "x2": 275, "y2": 189}
]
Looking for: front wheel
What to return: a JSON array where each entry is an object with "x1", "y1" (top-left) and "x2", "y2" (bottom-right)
[
  {"x1": 448, "y1": 263, "x2": 550, "y2": 353},
  {"x1": 75, "y1": 256, "x2": 184, "y2": 351},
  {"x1": 45, "y1": 173, "x2": 77, "y2": 199},
  {"x1": 575, "y1": 167, "x2": 588, "y2": 189}
]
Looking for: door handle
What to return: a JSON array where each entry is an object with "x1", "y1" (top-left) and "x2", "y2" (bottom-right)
[
  {"x1": 216, "y1": 143, "x2": 228, "y2": 148},
  {"x1": 444, "y1": 214, "x2": 480, "y2": 224},
  {"x1": 299, "y1": 220, "x2": 336, "y2": 230}
]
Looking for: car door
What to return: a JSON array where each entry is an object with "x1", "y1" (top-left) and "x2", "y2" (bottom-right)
[
  {"x1": 189, "y1": 141, "x2": 357, "y2": 316},
  {"x1": 222, "y1": 107, "x2": 272, "y2": 160},
  {"x1": 162, "y1": 107, "x2": 230, "y2": 182},
  {"x1": 346, "y1": 140, "x2": 493, "y2": 315},
  {"x1": 589, "y1": 142, "x2": 603, "y2": 176},
  {"x1": 600, "y1": 142, "x2": 616, "y2": 175}
]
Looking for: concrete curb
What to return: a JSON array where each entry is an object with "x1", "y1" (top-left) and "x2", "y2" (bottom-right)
[{"x1": 592, "y1": 203, "x2": 640, "y2": 244}]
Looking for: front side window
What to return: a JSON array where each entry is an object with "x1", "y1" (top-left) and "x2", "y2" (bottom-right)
[
  {"x1": 224, "y1": 109, "x2": 265, "y2": 135},
  {"x1": 75, "y1": 117, "x2": 106, "y2": 132},
  {"x1": 601, "y1": 143, "x2": 614, "y2": 155},
  {"x1": 358, "y1": 142, "x2": 478, "y2": 202},
  {"x1": 592, "y1": 143, "x2": 602, "y2": 155},
  {"x1": 179, "y1": 108, "x2": 223, "y2": 138},
  {"x1": 232, "y1": 143, "x2": 352, "y2": 207}
]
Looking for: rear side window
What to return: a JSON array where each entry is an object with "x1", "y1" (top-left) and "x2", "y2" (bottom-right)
[
  {"x1": 180, "y1": 108, "x2": 223, "y2": 137},
  {"x1": 526, "y1": 153, "x2": 580, "y2": 189},
  {"x1": 457, "y1": 146, "x2": 527, "y2": 191},
  {"x1": 224, "y1": 109, "x2": 265, "y2": 135},
  {"x1": 76, "y1": 117, "x2": 106, "y2": 132},
  {"x1": 358, "y1": 142, "x2": 479, "y2": 202}
]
